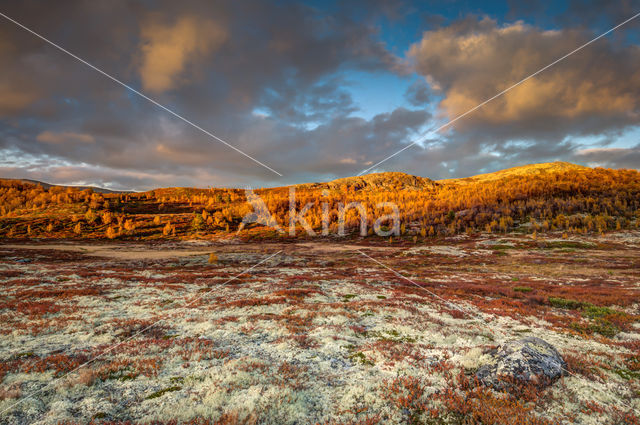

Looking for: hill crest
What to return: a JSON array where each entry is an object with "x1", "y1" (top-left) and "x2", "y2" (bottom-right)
[
  {"x1": 4, "y1": 162, "x2": 591, "y2": 193},
  {"x1": 0, "y1": 178, "x2": 132, "y2": 194},
  {"x1": 313, "y1": 162, "x2": 589, "y2": 191},
  {"x1": 437, "y1": 161, "x2": 588, "y2": 185},
  {"x1": 307, "y1": 171, "x2": 437, "y2": 191}
]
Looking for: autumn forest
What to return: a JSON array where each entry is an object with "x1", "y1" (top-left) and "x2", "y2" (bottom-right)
[{"x1": 1, "y1": 163, "x2": 639, "y2": 241}]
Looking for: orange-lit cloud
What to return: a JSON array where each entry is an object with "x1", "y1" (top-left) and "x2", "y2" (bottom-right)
[
  {"x1": 0, "y1": 81, "x2": 38, "y2": 116},
  {"x1": 408, "y1": 18, "x2": 640, "y2": 138},
  {"x1": 36, "y1": 131, "x2": 95, "y2": 144},
  {"x1": 138, "y1": 15, "x2": 227, "y2": 93},
  {"x1": 0, "y1": 38, "x2": 39, "y2": 115}
]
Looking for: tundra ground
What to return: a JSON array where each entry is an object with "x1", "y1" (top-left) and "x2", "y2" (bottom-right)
[{"x1": 0, "y1": 233, "x2": 639, "y2": 424}]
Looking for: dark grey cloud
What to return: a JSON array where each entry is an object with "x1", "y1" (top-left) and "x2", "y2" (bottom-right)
[
  {"x1": 1, "y1": 2, "x2": 639, "y2": 189},
  {"x1": 404, "y1": 79, "x2": 431, "y2": 106},
  {"x1": 0, "y1": 0, "x2": 423, "y2": 189},
  {"x1": 572, "y1": 145, "x2": 640, "y2": 169},
  {"x1": 507, "y1": 0, "x2": 640, "y2": 32}
]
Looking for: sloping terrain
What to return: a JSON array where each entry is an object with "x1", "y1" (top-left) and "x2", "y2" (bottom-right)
[
  {"x1": 317, "y1": 171, "x2": 438, "y2": 191},
  {"x1": 438, "y1": 161, "x2": 589, "y2": 185},
  {"x1": 0, "y1": 179, "x2": 132, "y2": 194},
  {"x1": 0, "y1": 163, "x2": 639, "y2": 241}
]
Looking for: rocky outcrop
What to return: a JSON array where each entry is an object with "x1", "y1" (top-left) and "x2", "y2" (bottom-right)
[
  {"x1": 299, "y1": 172, "x2": 438, "y2": 192},
  {"x1": 476, "y1": 337, "x2": 567, "y2": 389}
]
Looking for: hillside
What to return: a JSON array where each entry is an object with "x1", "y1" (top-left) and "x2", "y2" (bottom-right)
[
  {"x1": 0, "y1": 178, "x2": 133, "y2": 194},
  {"x1": 438, "y1": 161, "x2": 589, "y2": 185},
  {"x1": 318, "y1": 171, "x2": 438, "y2": 191},
  {"x1": 0, "y1": 162, "x2": 639, "y2": 240}
]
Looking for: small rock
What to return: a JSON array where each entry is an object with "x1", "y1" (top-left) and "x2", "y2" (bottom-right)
[{"x1": 476, "y1": 337, "x2": 566, "y2": 389}]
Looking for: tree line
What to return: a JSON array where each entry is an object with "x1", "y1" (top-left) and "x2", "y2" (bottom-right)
[{"x1": 0, "y1": 167, "x2": 638, "y2": 239}]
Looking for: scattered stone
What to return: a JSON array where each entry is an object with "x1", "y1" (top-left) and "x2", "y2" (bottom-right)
[
  {"x1": 476, "y1": 337, "x2": 566, "y2": 389},
  {"x1": 10, "y1": 257, "x2": 32, "y2": 263}
]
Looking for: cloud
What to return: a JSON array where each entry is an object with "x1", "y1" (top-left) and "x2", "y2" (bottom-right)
[
  {"x1": 0, "y1": 81, "x2": 39, "y2": 116},
  {"x1": 271, "y1": 107, "x2": 431, "y2": 177},
  {"x1": 408, "y1": 17, "x2": 640, "y2": 141},
  {"x1": 139, "y1": 15, "x2": 227, "y2": 93},
  {"x1": 573, "y1": 146, "x2": 640, "y2": 169},
  {"x1": 352, "y1": 14, "x2": 640, "y2": 182},
  {"x1": 507, "y1": 0, "x2": 640, "y2": 32},
  {"x1": 0, "y1": 35, "x2": 41, "y2": 116},
  {"x1": 404, "y1": 79, "x2": 431, "y2": 106},
  {"x1": 36, "y1": 131, "x2": 95, "y2": 144},
  {"x1": 0, "y1": 0, "x2": 414, "y2": 188},
  {"x1": 2, "y1": 2, "x2": 637, "y2": 189}
]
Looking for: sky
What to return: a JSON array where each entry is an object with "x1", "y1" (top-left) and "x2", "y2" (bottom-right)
[{"x1": 0, "y1": 0, "x2": 639, "y2": 190}]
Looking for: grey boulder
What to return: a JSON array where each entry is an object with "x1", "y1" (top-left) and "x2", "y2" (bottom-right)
[{"x1": 476, "y1": 337, "x2": 567, "y2": 389}]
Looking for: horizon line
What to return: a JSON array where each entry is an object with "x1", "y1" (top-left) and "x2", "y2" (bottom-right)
[{"x1": 0, "y1": 160, "x2": 622, "y2": 193}]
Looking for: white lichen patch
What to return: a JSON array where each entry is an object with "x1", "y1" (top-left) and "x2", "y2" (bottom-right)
[
  {"x1": 403, "y1": 245, "x2": 469, "y2": 257},
  {"x1": 1, "y1": 235, "x2": 639, "y2": 424}
]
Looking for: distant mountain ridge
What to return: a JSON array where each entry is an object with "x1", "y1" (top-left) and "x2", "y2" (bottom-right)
[
  {"x1": 437, "y1": 161, "x2": 588, "y2": 185},
  {"x1": 0, "y1": 178, "x2": 133, "y2": 194},
  {"x1": 308, "y1": 162, "x2": 589, "y2": 192},
  {"x1": 4, "y1": 162, "x2": 591, "y2": 193}
]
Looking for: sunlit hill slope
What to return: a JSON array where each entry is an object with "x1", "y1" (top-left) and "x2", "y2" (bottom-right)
[
  {"x1": 1, "y1": 162, "x2": 639, "y2": 240},
  {"x1": 439, "y1": 161, "x2": 588, "y2": 185}
]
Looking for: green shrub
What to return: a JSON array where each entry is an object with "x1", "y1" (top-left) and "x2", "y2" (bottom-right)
[
  {"x1": 513, "y1": 286, "x2": 533, "y2": 293},
  {"x1": 582, "y1": 305, "x2": 617, "y2": 319},
  {"x1": 348, "y1": 351, "x2": 374, "y2": 366},
  {"x1": 342, "y1": 294, "x2": 357, "y2": 302},
  {"x1": 570, "y1": 319, "x2": 619, "y2": 337},
  {"x1": 146, "y1": 385, "x2": 182, "y2": 399},
  {"x1": 549, "y1": 297, "x2": 585, "y2": 309},
  {"x1": 614, "y1": 368, "x2": 640, "y2": 380}
]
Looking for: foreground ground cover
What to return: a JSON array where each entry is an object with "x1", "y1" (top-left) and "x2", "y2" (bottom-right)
[{"x1": 0, "y1": 232, "x2": 639, "y2": 424}]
